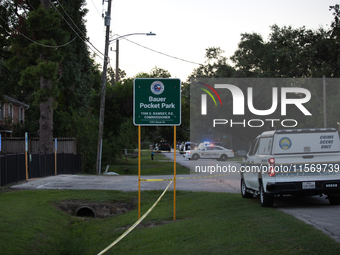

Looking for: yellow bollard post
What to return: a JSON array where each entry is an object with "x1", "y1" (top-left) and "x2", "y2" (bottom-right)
[
  {"x1": 25, "y1": 150, "x2": 28, "y2": 180},
  {"x1": 55, "y1": 138, "x2": 57, "y2": 175},
  {"x1": 25, "y1": 132, "x2": 28, "y2": 180},
  {"x1": 174, "y1": 126, "x2": 176, "y2": 221},
  {"x1": 138, "y1": 125, "x2": 141, "y2": 219}
]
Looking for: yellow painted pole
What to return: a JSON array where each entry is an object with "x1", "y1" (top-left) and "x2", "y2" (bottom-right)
[
  {"x1": 25, "y1": 132, "x2": 28, "y2": 180},
  {"x1": 25, "y1": 150, "x2": 28, "y2": 180},
  {"x1": 173, "y1": 126, "x2": 176, "y2": 221},
  {"x1": 55, "y1": 152, "x2": 57, "y2": 175},
  {"x1": 55, "y1": 139, "x2": 57, "y2": 175},
  {"x1": 138, "y1": 125, "x2": 141, "y2": 219}
]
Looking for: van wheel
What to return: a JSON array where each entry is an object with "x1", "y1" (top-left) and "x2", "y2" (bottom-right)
[
  {"x1": 328, "y1": 195, "x2": 340, "y2": 205},
  {"x1": 192, "y1": 154, "x2": 199, "y2": 160},
  {"x1": 241, "y1": 179, "x2": 253, "y2": 198},
  {"x1": 260, "y1": 182, "x2": 274, "y2": 207}
]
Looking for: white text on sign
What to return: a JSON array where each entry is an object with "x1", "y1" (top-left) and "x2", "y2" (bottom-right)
[{"x1": 140, "y1": 103, "x2": 175, "y2": 108}]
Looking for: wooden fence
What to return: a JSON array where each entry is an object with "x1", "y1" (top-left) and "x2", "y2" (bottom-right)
[{"x1": 0, "y1": 137, "x2": 76, "y2": 154}]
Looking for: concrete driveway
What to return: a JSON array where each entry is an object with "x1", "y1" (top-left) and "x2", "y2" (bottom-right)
[{"x1": 10, "y1": 172, "x2": 239, "y2": 193}]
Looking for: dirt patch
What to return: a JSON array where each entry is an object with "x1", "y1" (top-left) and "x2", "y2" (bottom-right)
[
  {"x1": 114, "y1": 218, "x2": 189, "y2": 232},
  {"x1": 54, "y1": 199, "x2": 135, "y2": 218},
  {"x1": 114, "y1": 221, "x2": 173, "y2": 231}
]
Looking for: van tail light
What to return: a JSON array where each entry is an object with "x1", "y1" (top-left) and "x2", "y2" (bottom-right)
[{"x1": 268, "y1": 158, "x2": 275, "y2": 177}]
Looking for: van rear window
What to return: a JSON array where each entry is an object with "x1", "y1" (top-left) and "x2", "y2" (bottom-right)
[
  {"x1": 258, "y1": 137, "x2": 273, "y2": 155},
  {"x1": 273, "y1": 132, "x2": 340, "y2": 154}
]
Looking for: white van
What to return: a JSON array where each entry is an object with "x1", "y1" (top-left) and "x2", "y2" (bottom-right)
[{"x1": 241, "y1": 128, "x2": 340, "y2": 207}]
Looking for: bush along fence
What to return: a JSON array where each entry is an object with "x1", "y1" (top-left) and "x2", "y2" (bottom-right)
[{"x1": 0, "y1": 153, "x2": 82, "y2": 187}]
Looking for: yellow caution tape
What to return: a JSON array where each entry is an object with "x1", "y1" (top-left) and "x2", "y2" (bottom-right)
[
  {"x1": 97, "y1": 179, "x2": 173, "y2": 255},
  {"x1": 139, "y1": 178, "x2": 174, "y2": 182},
  {"x1": 98, "y1": 172, "x2": 236, "y2": 253}
]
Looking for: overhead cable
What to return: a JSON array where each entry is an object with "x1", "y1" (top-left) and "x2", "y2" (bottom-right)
[
  {"x1": 0, "y1": 15, "x2": 76, "y2": 48},
  {"x1": 124, "y1": 37, "x2": 202, "y2": 65},
  {"x1": 49, "y1": 0, "x2": 107, "y2": 60}
]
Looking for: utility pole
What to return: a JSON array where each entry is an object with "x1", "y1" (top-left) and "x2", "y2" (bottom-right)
[
  {"x1": 96, "y1": 0, "x2": 112, "y2": 175},
  {"x1": 115, "y1": 40, "x2": 119, "y2": 83},
  {"x1": 112, "y1": 32, "x2": 155, "y2": 83}
]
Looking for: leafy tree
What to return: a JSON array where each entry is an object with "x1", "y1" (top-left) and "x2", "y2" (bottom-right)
[
  {"x1": 3, "y1": 0, "x2": 101, "y2": 172},
  {"x1": 135, "y1": 66, "x2": 171, "y2": 79},
  {"x1": 189, "y1": 47, "x2": 235, "y2": 79},
  {"x1": 230, "y1": 26, "x2": 322, "y2": 78},
  {"x1": 189, "y1": 6, "x2": 340, "y2": 150},
  {"x1": 52, "y1": 0, "x2": 102, "y2": 172},
  {"x1": 6, "y1": 0, "x2": 69, "y2": 153},
  {"x1": 230, "y1": 9, "x2": 340, "y2": 79},
  {"x1": 101, "y1": 65, "x2": 190, "y2": 162},
  {"x1": 0, "y1": 1, "x2": 26, "y2": 100},
  {"x1": 176, "y1": 89, "x2": 190, "y2": 142},
  {"x1": 54, "y1": 0, "x2": 96, "y2": 112},
  {"x1": 54, "y1": 108, "x2": 98, "y2": 173},
  {"x1": 107, "y1": 67, "x2": 126, "y2": 85},
  {"x1": 149, "y1": 66, "x2": 171, "y2": 78},
  {"x1": 315, "y1": 4, "x2": 340, "y2": 77}
]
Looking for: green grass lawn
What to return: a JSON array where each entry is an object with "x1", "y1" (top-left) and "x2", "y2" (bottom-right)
[
  {"x1": 1, "y1": 189, "x2": 340, "y2": 255},
  {"x1": 231, "y1": 156, "x2": 244, "y2": 163},
  {"x1": 108, "y1": 151, "x2": 243, "y2": 175},
  {"x1": 108, "y1": 151, "x2": 190, "y2": 175}
]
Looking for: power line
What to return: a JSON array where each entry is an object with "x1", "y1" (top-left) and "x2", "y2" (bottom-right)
[
  {"x1": 0, "y1": 15, "x2": 76, "y2": 48},
  {"x1": 1, "y1": 2, "x2": 107, "y2": 63},
  {"x1": 49, "y1": 0, "x2": 107, "y2": 61},
  {"x1": 89, "y1": 0, "x2": 102, "y2": 17},
  {"x1": 123, "y1": 37, "x2": 202, "y2": 65},
  {"x1": 49, "y1": 0, "x2": 84, "y2": 39},
  {"x1": 54, "y1": 0, "x2": 87, "y2": 39}
]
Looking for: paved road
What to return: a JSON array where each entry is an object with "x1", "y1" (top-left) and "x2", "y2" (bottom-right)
[{"x1": 11, "y1": 151, "x2": 340, "y2": 243}]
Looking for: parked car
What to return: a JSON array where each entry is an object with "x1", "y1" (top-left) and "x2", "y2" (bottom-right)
[
  {"x1": 241, "y1": 128, "x2": 340, "y2": 207},
  {"x1": 184, "y1": 145, "x2": 234, "y2": 161},
  {"x1": 158, "y1": 142, "x2": 171, "y2": 152}
]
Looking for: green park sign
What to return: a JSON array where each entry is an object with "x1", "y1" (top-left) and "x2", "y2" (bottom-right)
[{"x1": 133, "y1": 78, "x2": 181, "y2": 126}]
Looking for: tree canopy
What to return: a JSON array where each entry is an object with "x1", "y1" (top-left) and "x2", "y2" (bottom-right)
[{"x1": 188, "y1": 5, "x2": 340, "y2": 148}]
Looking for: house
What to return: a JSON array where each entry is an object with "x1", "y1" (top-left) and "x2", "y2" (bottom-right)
[{"x1": 0, "y1": 95, "x2": 29, "y2": 138}]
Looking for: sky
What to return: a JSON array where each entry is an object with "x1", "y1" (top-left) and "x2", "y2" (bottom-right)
[{"x1": 85, "y1": 0, "x2": 338, "y2": 82}]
